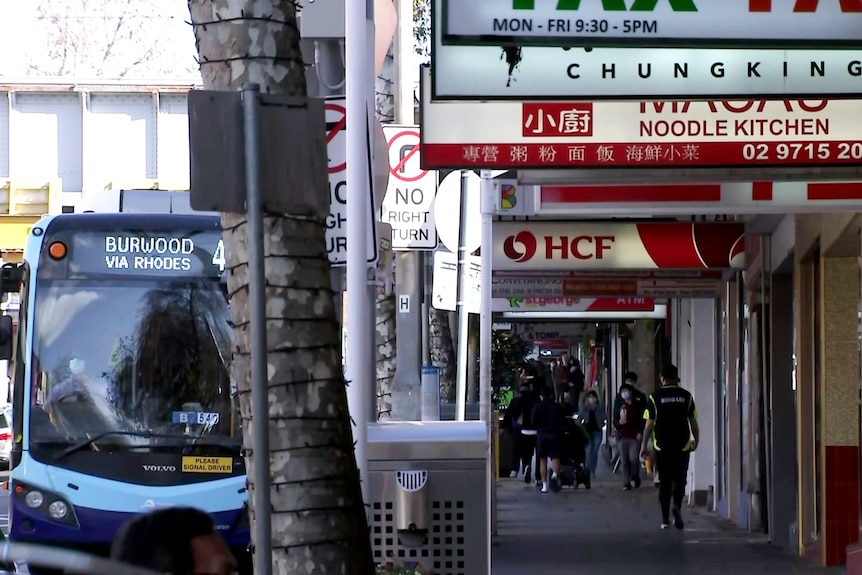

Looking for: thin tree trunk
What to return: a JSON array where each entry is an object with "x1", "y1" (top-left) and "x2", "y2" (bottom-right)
[
  {"x1": 429, "y1": 307, "x2": 455, "y2": 402},
  {"x1": 375, "y1": 291, "x2": 396, "y2": 419},
  {"x1": 188, "y1": 1, "x2": 374, "y2": 572},
  {"x1": 374, "y1": 47, "x2": 396, "y2": 421}
]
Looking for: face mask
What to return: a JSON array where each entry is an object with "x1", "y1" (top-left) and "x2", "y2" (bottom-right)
[
  {"x1": 587, "y1": 397, "x2": 596, "y2": 405},
  {"x1": 69, "y1": 359, "x2": 85, "y2": 375},
  {"x1": 621, "y1": 391, "x2": 631, "y2": 401}
]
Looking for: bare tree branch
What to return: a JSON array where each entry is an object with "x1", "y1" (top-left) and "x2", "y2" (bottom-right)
[{"x1": 14, "y1": 0, "x2": 198, "y2": 79}]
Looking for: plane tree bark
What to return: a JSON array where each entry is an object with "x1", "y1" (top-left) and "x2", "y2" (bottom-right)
[{"x1": 187, "y1": 1, "x2": 374, "y2": 572}]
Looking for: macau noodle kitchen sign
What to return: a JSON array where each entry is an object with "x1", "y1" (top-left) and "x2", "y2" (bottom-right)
[
  {"x1": 421, "y1": 95, "x2": 862, "y2": 169},
  {"x1": 440, "y1": 0, "x2": 862, "y2": 47}
]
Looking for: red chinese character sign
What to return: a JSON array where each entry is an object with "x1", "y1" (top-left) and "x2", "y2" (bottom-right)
[{"x1": 420, "y1": 68, "x2": 862, "y2": 170}]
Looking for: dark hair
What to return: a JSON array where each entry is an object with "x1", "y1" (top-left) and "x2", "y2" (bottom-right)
[
  {"x1": 572, "y1": 359, "x2": 580, "y2": 368},
  {"x1": 586, "y1": 389, "x2": 599, "y2": 399},
  {"x1": 111, "y1": 507, "x2": 215, "y2": 574},
  {"x1": 624, "y1": 371, "x2": 638, "y2": 383},
  {"x1": 661, "y1": 364, "x2": 680, "y2": 382},
  {"x1": 540, "y1": 385, "x2": 554, "y2": 399}
]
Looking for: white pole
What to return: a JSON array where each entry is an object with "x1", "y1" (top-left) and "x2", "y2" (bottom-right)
[
  {"x1": 478, "y1": 170, "x2": 493, "y2": 423},
  {"x1": 395, "y1": 0, "x2": 414, "y2": 124},
  {"x1": 346, "y1": 0, "x2": 372, "y2": 505},
  {"x1": 479, "y1": 169, "x2": 494, "y2": 575},
  {"x1": 454, "y1": 170, "x2": 470, "y2": 421}
]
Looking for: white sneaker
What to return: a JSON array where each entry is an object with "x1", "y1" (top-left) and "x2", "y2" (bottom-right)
[
  {"x1": 509, "y1": 471, "x2": 518, "y2": 478},
  {"x1": 541, "y1": 482, "x2": 549, "y2": 493}
]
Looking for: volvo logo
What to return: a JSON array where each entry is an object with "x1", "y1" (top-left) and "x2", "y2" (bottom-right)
[{"x1": 142, "y1": 465, "x2": 176, "y2": 472}]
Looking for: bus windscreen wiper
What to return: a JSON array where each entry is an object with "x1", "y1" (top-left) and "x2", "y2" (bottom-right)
[
  {"x1": 52, "y1": 430, "x2": 183, "y2": 461},
  {"x1": 53, "y1": 431, "x2": 240, "y2": 461}
]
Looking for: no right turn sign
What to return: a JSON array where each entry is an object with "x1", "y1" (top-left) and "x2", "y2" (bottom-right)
[{"x1": 380, "y1": 125, "x2": 438, "y2": 250}]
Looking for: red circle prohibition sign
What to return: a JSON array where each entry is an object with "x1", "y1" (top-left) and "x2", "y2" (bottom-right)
[
  {"x1": 325, "y1": 103, "x2": 347, "y2": 174},
  {"x1": 388, "y1": 130, "x2": 428, "y2": 182}
]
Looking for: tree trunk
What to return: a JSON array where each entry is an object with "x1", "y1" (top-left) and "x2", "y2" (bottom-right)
[
  {"x1": 373, "y1": 45, "x2": 397, "y2": 420},
  {"x1": 188, "y1": 2, "x2": 374, "y2": 573},
  {"x1": 429, "y1": 307, "x2": 455, "y2": 403},
  {"x1": 375, "y1": 292, "x2": 396, "y2": 419}
]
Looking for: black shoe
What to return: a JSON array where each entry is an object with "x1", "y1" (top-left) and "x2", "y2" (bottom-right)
[
  {"x1": 633, "y1": 476, "x2": 641, "y2": 488},
  {"x1": 672, "y1": 507, "x2": 684, "y2": 530},
  {"x1": 524, "y1": 465, "x2": 531, "y2": 484},
  {"x1": 623, "y1": 483, "x2": 632, "y2": 491}
]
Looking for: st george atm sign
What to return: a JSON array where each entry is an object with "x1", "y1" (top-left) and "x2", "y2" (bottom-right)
[{"x1": 441, "y1": 0, "x2": 862, "y2": 48}]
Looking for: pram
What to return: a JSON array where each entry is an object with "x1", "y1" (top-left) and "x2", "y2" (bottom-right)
[{"x1": 557, "y1": 417, "x2": 591, "y2": 489}]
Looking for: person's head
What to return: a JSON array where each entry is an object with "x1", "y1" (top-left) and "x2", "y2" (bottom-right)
[
  {"x1": 572, "y1": 359, "x2": 580, "y2": 369},
  {"x1": 624, "y1": 371, "x2": 638, "y2": 386},
  {"x1": 111, "y1": 507, "x2": 235, "y2": 575},
  {"x1": 539, "y1": 385, "x2": 554, "y2": 402},
  {"x1": 585, "y1": 389, "x2": 598, "y2": 405},
  {"x1": 660, "y1": 364, "x2": 680, "y2": 386},
  {"x1": 620, "y1": 383, "x2": 634, "y2": 403},
  {"x1": 68, "y1": 357, "x2": 86, "y2": 375},
  {"x1": 519, "y1": 382, "x2": 531, "y2": 396}
]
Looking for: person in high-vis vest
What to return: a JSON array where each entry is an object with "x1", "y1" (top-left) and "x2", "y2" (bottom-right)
[{"x1": 639, "y1": 364, "x2": 700, "y2": 530}]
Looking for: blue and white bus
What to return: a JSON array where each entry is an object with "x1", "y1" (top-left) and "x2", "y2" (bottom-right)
[{"x1": 0, "y1": 211, "x2": 250, "y2": 565}]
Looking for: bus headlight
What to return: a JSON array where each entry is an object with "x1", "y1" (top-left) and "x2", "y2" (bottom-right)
[
  {"x1": 24, "y1": 490, "x2": 43, "y2": 508},
  {"x1": 48, "y1": 501, "x2": 68, "y2": 519},
  {"x1": 12, "y1": 480, "x2": 78, "y2": 527}
]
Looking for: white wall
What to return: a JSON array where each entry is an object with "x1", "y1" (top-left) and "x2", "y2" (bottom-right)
[{"x1": 675, "y1": 299, "x2": 717, "y2": 504}]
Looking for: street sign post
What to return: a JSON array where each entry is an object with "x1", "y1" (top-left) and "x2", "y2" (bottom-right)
[
  {"x1": 380, "y1": 126, "x2": 439, "y2": 249},
  {"x1": 325, "y1": 97, "x2": 379, "y2": 266}
]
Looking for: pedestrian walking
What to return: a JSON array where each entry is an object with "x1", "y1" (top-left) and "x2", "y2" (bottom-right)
[
  {"x1": 640, "y1": 364, "x2": 700, "y2": 530},
  {"x1": 530, "y1": 385, "x2": 565, "y2": 493},
  {"x1": 579, "y1": 389, "x2": 606, "y2": 478},
  {"x1": 616, "y1": 381, "x2": 645, "y2": 490}
]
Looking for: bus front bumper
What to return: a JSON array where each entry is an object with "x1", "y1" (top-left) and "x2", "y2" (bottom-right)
[{"x1": 9, "y1": 496, "x2": 251, "y2": 548}]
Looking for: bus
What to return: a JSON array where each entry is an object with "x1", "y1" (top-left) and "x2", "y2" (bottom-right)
[{"x1": 0, "y1": 212, "x2": 250, "y2": 566}]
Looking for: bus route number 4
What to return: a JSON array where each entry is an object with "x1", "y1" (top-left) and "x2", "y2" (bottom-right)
[{"x1": 212, "y1": 239, "x2": 226, "y2": 272}]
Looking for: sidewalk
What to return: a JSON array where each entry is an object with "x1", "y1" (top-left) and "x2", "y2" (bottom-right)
[{"x1": 492, "y1": 457, "x2": 840, "y2": 575}]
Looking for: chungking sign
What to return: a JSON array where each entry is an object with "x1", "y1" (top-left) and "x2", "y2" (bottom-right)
[
  {"x1": 440, "y1": 0, "x2": 862, "y2": 47},
  {"x1": 429, "y1": 5, "x2": 862, "y2": 101},
  {"x1": 431, "y1": 46, "x2": 862, "y2": 100},
  {"x1": 421, "y1": 77, "x2": 862, "y2": 169}
]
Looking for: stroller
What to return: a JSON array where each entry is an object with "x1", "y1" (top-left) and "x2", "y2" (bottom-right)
[{"x1": 557, "y1": 417, "x2": 591, "y2": 489}]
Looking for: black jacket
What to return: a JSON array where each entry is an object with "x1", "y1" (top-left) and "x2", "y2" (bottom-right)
[
  {"x1": 613, "y1": 388, "x2": 647, "y2": 429},
  {"x1": 530, "y1": 397, "x2": 565, "y2": 435},
  {"x1": 503, "y1": 392, "x2": 535, "y2": 430}
]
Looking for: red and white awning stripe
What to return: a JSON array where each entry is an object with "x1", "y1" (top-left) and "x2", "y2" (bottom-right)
[{"x1": 537, "y1": 181, "x2": 862, "y2": 216}]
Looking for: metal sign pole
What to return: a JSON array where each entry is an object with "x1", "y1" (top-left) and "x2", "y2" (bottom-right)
[
  {"x1": 454, "y1": 169, "x2": 471, "y2": 421},
  {"x1": 346, "y1": 0, "x2": 372, "y2": 505},
  {"x1": 241, "y1": 83, "x2": 273, "y2": 575}
]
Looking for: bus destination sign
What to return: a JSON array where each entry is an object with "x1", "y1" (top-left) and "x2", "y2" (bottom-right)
[{"x1": 68, "y1": 231, "x2": 226, "y2": 277}]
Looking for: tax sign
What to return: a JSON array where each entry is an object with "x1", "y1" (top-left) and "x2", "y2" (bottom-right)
[
  {"x1": 441, "y1": 0, "x2": 862, "y2": 47},
  {"x1": 421, "y1": 93, "x2": 862, "y2": 169},
  {"x1": 326, "y1": 98, "x2": 378, "y2": 266},
  {"x1": 380, "y1": 126, "x2": 438, "y2": 250}
]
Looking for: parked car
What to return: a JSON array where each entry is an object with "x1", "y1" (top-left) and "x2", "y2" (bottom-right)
[{"x1": 0, "y1": 405, "x2": 11, "y2": 467}]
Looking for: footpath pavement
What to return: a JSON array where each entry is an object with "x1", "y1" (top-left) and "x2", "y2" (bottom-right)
[{"x1": 492, "y1": 459, "x2": 841, "y2": 575}]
